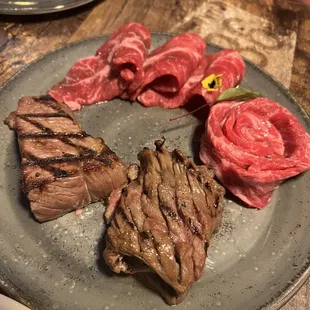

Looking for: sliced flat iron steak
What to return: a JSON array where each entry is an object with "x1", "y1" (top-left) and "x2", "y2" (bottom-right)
[{"x1": 103, "y1": 140, "x2": 225, "y2": 305}]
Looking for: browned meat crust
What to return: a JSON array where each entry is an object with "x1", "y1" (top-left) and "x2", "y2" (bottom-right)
[
  {"x1": 6, "y1": 96, "x2": 127, "y2": 222},
  {"x1": 103, "y1": 140, "x2": 225, "y2": 304}
]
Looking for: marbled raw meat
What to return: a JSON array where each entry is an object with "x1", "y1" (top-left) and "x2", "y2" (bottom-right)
[
  {"x1": 130, "y1": 33, "x2": 206, "y2": 107},
  {"x1": 49, "y1": 23, "x2": 151, "y2": 110},
  {"x1": 134, "y1": 57, "x2": 209, "y2": 109},
  {"x1": 200, "y1": 98, "x2": 310, "y2": 208},
  {"x1": 188, "y1": 49, "x2": 245, "y2": 107}
]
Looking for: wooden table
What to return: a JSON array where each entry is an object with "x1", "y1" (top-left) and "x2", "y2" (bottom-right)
[{"x1": 0, "y1": 0, "x2": 309, "y2": 309}]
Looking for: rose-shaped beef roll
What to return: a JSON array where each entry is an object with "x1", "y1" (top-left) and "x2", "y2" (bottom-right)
[{"x1": 199, "y1": 98, "x2": 310, "y2": 208}]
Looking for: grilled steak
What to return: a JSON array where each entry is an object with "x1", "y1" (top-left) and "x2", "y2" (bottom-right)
[
  {"x1": 6, "y1": 96, "x2": 127, "y2": 222},
  {"x1": 103, "y1": 140, "x2": 225, "y2": 305}
]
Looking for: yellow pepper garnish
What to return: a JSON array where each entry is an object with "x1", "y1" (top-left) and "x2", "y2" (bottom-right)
[{"x1": 201, "y1": 74, "x2": 223, "y2": 91}]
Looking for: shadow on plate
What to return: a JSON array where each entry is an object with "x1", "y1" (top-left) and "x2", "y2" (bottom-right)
[
  {"x1": 96, "y1": 226, "x2": 180, "y2": 305},
  {"x1": 223, "y1": 188, "x2": 256, "y2": 209},
  {"x1": 95, "y1": 229, "x2": 172, "y2": 306},
  {"x1": 190, "y1": 122, "x2": 205, "y2": 165},
  {"x1": 185, "y1": 95, "x2": 210, "y2": 123},
  {"x1": 185, "y1": 96, "x2": 209, "y2": 164},
  {"x1": 17, "y1": 190, "x2": 38, "y2": 221}
]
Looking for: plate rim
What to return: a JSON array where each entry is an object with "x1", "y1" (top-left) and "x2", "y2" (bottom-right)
[
  {"x1": 0, "y1": 0, "x2": 95, "y2": 15},
  {"x1": 0, "y1": 33, "x2": 309, "y2": 310}
]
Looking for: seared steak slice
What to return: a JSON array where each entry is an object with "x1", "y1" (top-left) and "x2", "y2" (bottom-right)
[
  {"x1": 103, "y1": 140, "x2": 225, "y2": 305},
  {"x1": 6, "y1": 96, "x2": 127, "y2": 222}
]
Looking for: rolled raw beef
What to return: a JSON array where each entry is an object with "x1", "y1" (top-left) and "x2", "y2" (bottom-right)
[
  {"x1": 130, "y1": 33, "x2": 206, "y2": 107},
  {"x1": 134, "y1": 48, "x2": 245, "y2": 110},
  {"x1": 200, "y1": 98, "x2": 310, "y2": 208},
  {"x1": 133, "y1": 57, "x2": 210, "y2": 109},
  {"x1": 188, "y1": 49, "x2": 245, "y2": 107},
  {"x1": 49, "y1": 23, "x2": 151, "y2": 110}
]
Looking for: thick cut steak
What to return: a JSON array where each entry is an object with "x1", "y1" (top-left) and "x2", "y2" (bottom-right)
[
  {"x1": 49, "y1": 23, "x2": 151, "y2": 110},
  {"x1": 200, "y1": 98, "x2": 310, "y2": 208},
  {"x1": 103, "y1": 140, "x2": 225, "y2": 305},
  {"x1": 6, "y1": 96, "x2": 127, "y2": 222}
]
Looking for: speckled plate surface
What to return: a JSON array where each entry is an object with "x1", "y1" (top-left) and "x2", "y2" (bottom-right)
[
  {"x1": 0, "y1": 0, "x2": 94, "y2": 15},
  {"x1": 0, "y1": 34, "x2": 309, "y2": 310}
]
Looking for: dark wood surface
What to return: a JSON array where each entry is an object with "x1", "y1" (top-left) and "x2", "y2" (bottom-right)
[{"x1": 0, "y1": 0, "x2": 309, "y2": 309}]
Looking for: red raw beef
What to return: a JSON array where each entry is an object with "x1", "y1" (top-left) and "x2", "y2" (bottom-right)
[
  {"x1": 200, "y1": 98, "x2": 310, "y2": 208},
  {"x1": 130, "y1": 33, "x2": 206, "y2": 107},
  {"x1": 135, "y1": 57, "x2": 210, "y2": 109},
  {"x1": 188, "y1": 49, "x2": 245, "y2": 107},
  {"x1": 49, "y1": 23, "x2": 151, "y2": 110},
  {"x1": 97, "y1": 23, "x2": 151, "y2": 95}
]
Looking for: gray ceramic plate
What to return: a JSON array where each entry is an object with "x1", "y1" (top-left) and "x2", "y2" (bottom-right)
[
  {"x1": 0, "y1": 0, "x2": 94, "y2": 15},
  {"x1": 0, "y1": 34, "x2": 309, "y2": 310}
]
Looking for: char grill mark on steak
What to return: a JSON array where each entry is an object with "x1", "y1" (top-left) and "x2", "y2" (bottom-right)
[
  {"x1": 6, "y1": 96, "x2": 127, "y2": 222},
  {"x1": 171, "y1": 153, "x2": 206, "y2": 288},
  {"x1": 19, "y1": 132, "x2": 89, "y2": 139},
  {"x1": 104, "y1": 140, "x2": 225, "y2": 305},
  {"x1": 139, "y1": 145, "x2": 181, "y2": 286},
  {"x1": 19, "y1": 112, "x2": 73, "y2": 118}
]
